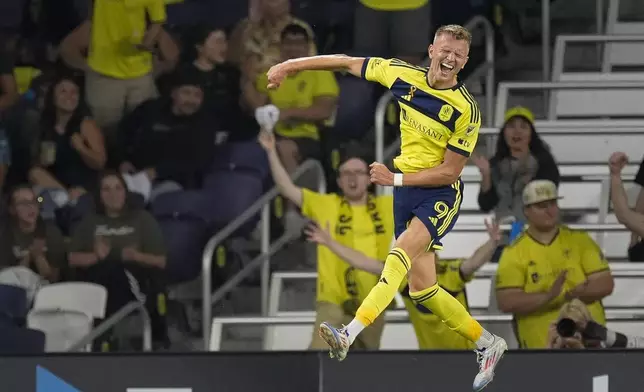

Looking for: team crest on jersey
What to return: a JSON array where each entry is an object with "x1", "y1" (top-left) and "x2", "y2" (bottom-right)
[
  {"x1": 466, "y1": 124, "x2": 476, "y2": 135},
  {"x1": 438, "y1": 105, "x2": 454, "y2": 121}
]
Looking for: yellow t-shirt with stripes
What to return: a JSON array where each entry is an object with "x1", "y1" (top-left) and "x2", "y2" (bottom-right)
[
  {"x1": 361, "y1": 57, "x2": 481, "y2": 174},
  {"x1": 88, "y1": 0, "x2": 166, "y2": 79}
]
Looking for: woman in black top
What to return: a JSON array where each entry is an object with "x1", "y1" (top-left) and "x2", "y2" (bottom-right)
[
  {"x1": 28, "y1": 74, "x2": 106, "y2": 203},
  {"x1": 472, "y1": 106, "x2": 560, "y2": 222}
]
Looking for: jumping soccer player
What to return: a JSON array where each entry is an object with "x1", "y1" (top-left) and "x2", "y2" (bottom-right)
[{"x1": 266, "y1": 24, "x2": 507, "y2": 391}]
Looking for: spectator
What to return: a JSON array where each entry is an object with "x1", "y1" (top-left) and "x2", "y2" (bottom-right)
[
  {"x1": 472, "y1": 106, "x2": 559, "y2": 223},
  {"x1": 0, "y1": 185, "x2": 66, "y2": 283},
  {"x1": 259, "y1": 131, "x2": 392, "y2": 351},
  {"x1": 0, "y1": 125, "x2": 9, "y2": 192},
  {"x1": 175, "y1": 25, "x2": 258, "y2": 142},
  {"x1": 253, "y1": 24, "x2": 338, "y2": 174},
  {"x1": 305, "y1": 218, "x2": 501, "y2": 350},
  {"x1": 116, "y1": 71, "x2": 213, "y2": 202},
  {"x1": 495, "y1": 179, "x2": 614, "y2": 348},
  {"x1": 353, "y1": 0, "x2": 431, "y2": 64},
  {"x1": 28, "y1": 74, "x2": 106, "y2": 205},
  {"x1": 0, "y1": 48, "x2": 18, "y2": 113},
  {"x1": 609, "y1": 152, "x2": 644, "y2": 257},
  {"x1": 68, "y1": 171, "x2": 168, "y2": 348},
  {"x1": 58, "y1": 0, "x2": 170, "y2": 144},
  {"x1": 548, "y1": 298, "x2": 644, "y2": 349},
  {"x1": 228, "y1": 0, "x2": 316, "y2": 75},
  {"x1": 625, "y1": 153, "x2": 644, "y2": 260}
]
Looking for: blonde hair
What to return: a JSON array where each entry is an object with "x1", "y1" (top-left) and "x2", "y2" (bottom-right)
[
  {"x1": 434, "y1": 24, "x2": 472, "y2": 45},
  {"x1": 559, "y1": 299, "x2": 592, "y2": 324}
]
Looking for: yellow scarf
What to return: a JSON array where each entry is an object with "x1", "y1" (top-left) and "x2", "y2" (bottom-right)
[{"x1": 335, "y1": 194, "x2": 390, "y2": 315}]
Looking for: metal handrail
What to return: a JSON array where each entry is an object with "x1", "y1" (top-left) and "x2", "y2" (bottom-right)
[
  {"x1": 494, "y1": 81, "x2": 644, "y2": 127},
  {"x1": 540, "y1": 0, "x2": 607, "y2": 81},
  {"x1": 550, "y1": 34, "x2": 644, "y2": 119},
  {"x1": 209, "y1": 310, "x2": 644, "y2": 351},
  {"x1": 67, "y1": 301, "x2": 152, "y2": 352},
  {"x1": 553, "y1": 34, "x2": 644, "y2": 78},
  {"x1": 374, "y1": 15, "x2": 496, "y2": 177},
  {"x1": 201, "y1": 159, "x2": 326, "y2": 350}
]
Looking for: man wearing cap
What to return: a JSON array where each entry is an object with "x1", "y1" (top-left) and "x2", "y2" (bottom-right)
[
  {"x1": 494, "y1": 179, "x2": 614, "y2": 348},
  {"x1": 258, "y1": 132, "x2": 392, "y2": 350}
]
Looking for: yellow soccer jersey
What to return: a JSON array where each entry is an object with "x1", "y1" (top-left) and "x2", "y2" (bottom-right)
[
  {"x1": 300, "y1": 189, "x2": 394, "y2": 305},
  {"x1": 361, "y1": 57, "x2": 481, "y2": 174},
  {"x1": 496, "y1": 226, "x2": 610, "y2": 348},
  {"x1": 256, "y1": 70, "x2": 339, "y2": 140},
  {"x1": 88, "y1": 0, "x2": 166, "y2": 79},
  {"x1": 402, "y1": 258, "x2": 475, "y2": 350}
]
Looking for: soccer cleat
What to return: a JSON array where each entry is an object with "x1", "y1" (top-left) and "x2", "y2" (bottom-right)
[
  {"x1": 318, "y1": 322, "x2": 350, "y2": 361},
  {"x1": 472, "y1": 336, "x2": 508, "y2": 391}
]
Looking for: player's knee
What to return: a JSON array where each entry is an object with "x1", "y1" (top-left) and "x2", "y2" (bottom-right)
[
  {"x1": 408, "y1": 253, "x2": 438, "y2": 292},
  {"x1": 396, "y1": 218, "x2": 432, "y2": 260}
]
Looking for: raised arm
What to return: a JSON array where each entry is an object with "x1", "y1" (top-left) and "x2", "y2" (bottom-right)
[
  {"x1": 304, "y1": 222, "x2": 384, "y2": 275},
  {"x1": 267, "y1": 55, "x2": 366, "y2": 89},
  {"x1": 459, "y1": 219, "x2": 501, "y2": 278},
  {"x1": 609, "y1": 152, "x2": 644, "y2": 238},
  {"x1": 258, "y1": 130, "x2": 303, "y2": 207}
]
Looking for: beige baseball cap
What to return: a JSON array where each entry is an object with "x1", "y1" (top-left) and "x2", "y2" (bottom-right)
[{"x1": 522, "y1": 180, "x2": 562, "y2": 206}]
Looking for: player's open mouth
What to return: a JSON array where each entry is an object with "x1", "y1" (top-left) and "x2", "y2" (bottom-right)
[{"x1": 440, "y1": 62, "x2": 454, "y2": 73}]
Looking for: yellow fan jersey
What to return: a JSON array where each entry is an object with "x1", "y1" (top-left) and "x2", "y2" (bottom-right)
[
  {"x1": 361, "y1": 57, "x2": 481, "y2": 174},
  {"x1": 496, "y1": 226, "x2": 609, "y2": 348}
]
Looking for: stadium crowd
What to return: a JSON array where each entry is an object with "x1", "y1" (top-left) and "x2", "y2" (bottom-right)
[{"x1": 0, "y1": 0, "x2": 642, "y2": 354}]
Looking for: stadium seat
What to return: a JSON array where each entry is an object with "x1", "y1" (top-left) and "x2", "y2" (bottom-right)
[
  {"x1": 27, "y1": 309, "x2": 93, "y2": 352},
  {"x1": 332, "y1": 73, "x2": 377, "y2": 141},
  {"x1": 32, "y1": 282, "x2": 107, "y2": 319},
  {"x1": 27, "y1": 283, "x2": 107, "y2": 352},
  {"x1": 603, "y1": 0, "x2": 644, "y2": 70},
  {"x1": 0, "y1": 324, "x2": 46, "y2": 354},
  {"x1": 550, "y1": 72, "x2": 644, "y2": 119},
  {"x1": 151, "y1": 190, "x2": 213, "y2": 284},
  {"x1": 0, "y1": 284, "x2": 28, "y2": 325}
]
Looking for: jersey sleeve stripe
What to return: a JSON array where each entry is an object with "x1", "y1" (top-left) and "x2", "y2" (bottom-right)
[
  {"x1": 360, "y1": 57, "x2": 371, "y2": 79},
  {"x1": 389, "y1": 58, "x2": 428, "y2": 73},
  {"x1": 460, "y1": 87, "x2": 481, "y2": 124},
  {"x1": 447, "y1": 143, "x2": 470, "y2": 157},
  {"x1": 458, "y1": 86, "x2": 480, "y2": 124}
]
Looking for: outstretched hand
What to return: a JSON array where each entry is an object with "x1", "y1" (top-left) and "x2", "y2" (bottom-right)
[
  {"x1": 303, "y1": 222, "x2": 332, "y2": 246},
  {"x1": 484, "y1": 218, "x2": 501, "y2": 243}
]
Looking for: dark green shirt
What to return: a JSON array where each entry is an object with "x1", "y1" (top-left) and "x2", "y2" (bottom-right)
[
  {"x1": 69, "y1": 210, "x2": 165, "y2": 260},
  {"x1": 0, "y1": 222, "x2": 67, "y2": 273}
]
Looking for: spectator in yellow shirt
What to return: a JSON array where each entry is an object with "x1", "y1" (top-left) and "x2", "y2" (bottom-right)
[
  {"x1": 59, "y1": 0, "x2": 168, "y2": 144},
  {"x1": 251, "y1": 23, "x2": 338, "y2": 175},
  {"x1": 355, "y1": 0, "x2": 431, "y2": 64},
  {"x1": 495, "y1": 180, "x2": 614, "y2": 348},
  {"x1": 259, "y1": 131, "x2": 392, "y2": 350},
  {"x1": 305, "y1": 217, "x2": 501, "y2": 350}
]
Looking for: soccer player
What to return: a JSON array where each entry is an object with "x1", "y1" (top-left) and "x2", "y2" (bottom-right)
[{"x1": 266, "y1": 24, "x2": 507, "y2": 391}]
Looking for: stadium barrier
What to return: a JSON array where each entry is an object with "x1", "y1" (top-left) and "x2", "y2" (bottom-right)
[{"x1": 5, "y1": 351, "x2": 642, "y2": 392}]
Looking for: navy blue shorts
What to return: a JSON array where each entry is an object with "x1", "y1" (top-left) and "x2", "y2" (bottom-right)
[{"x1": 393, "y1": 179, "x2": 464, "y2": 251}]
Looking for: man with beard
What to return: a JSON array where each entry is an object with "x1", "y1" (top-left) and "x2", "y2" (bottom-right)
[
  {"x1": 259, "y1": 131, "x2": 393, "y2": 351},
  {"x1": 264, "y1": 24, "x2": 505, "y2": 391},
  {"x1": 115, "y1": 71, "x2": 213, "y2": 201}
]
